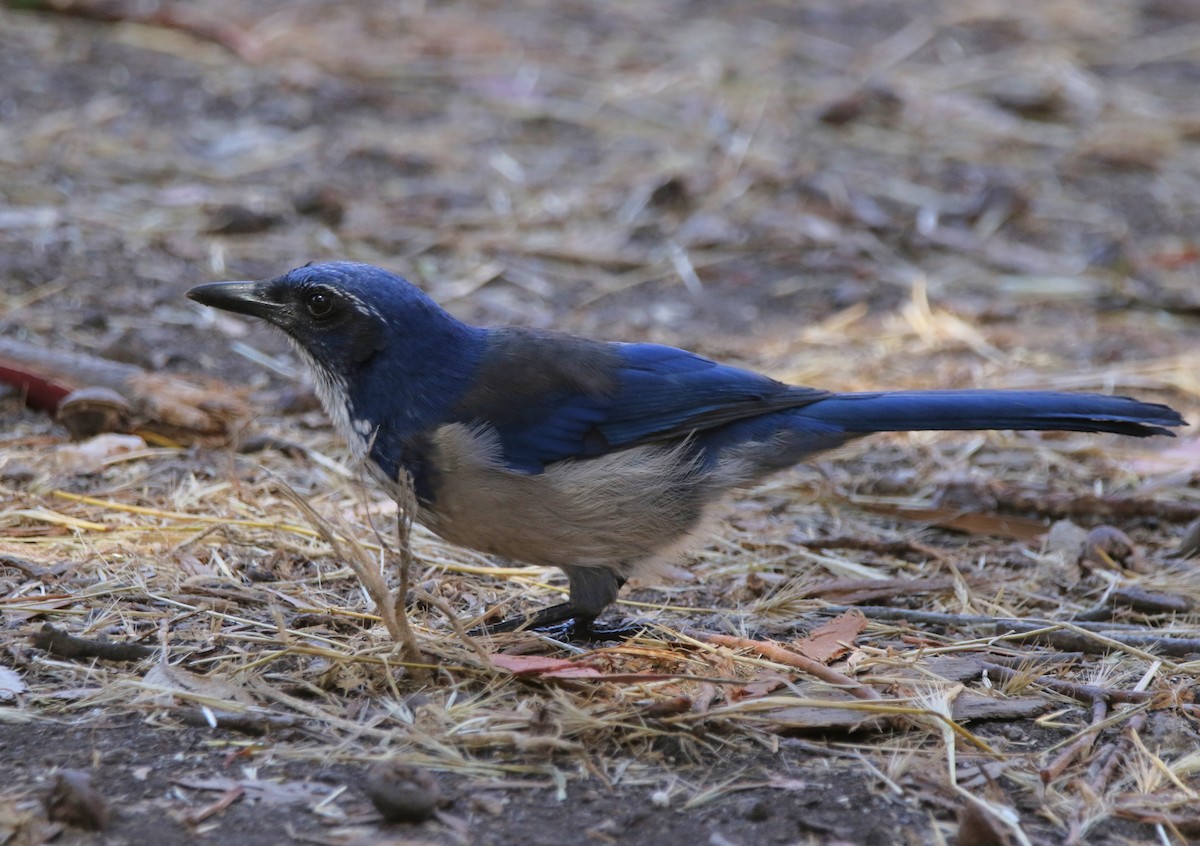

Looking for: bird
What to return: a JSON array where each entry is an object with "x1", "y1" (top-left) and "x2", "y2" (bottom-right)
[{"x1": 188, "y1": 261, "x2": 1186, "y2": 638}]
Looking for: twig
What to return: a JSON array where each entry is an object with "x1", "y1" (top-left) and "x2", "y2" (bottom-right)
[
  {"x1": 183, "y1": 785, "x2": 245, "y2": 826},
  {"x1": 30, "y1": 622, "x2": 154, "y2": 662},
  {"x1": 414, "y1": 585, "x2": 495, "y2": 671},
  {"x1": 1087, "y1": 711, "x2": 1148, "y2": 792},
  {"x1": 853, "y1": 501, "x2": 1047, "y2": 541},
  {"x1": 699, "y1": 632, "x2": 881, "y2": 701},
  {"x1": 801, "y1": 575, "x2": 978, "y2": 605},
  {"x1": 979, "y1": 661, "x2": 1153, "y2": 706},
  {"x1": 1041, "y1": 694, "x2": 1107, "y2": 784},
  {"x1": 0, "y1": 337, "x2": 248, "y2": 444},
  {"x1": 996, "y1": 621, "x2": 1200, "y2": 659},
  {"x1": 390, "y1": 470, "x2": 424, "y2": 668},
  {"x1": 1074, "y1": 586, "x2": 1193, "y2": 621},
  {"x1": 976, "y1": 652, "x2": 1086, "y2": 668},
  {"x1": 824, "y1": 606, "x2": 1200, "y2": 658},
  {"x1": 822, "y1": 605, "x2": 1155, "y2": 631},
  {"x1": 958, "y1": 480, "x2": 1200, "y2": 525},
  {"x1": 277, "y1": 484, "x2": 423, "y2": 671},
  {"x1": 794, "y1": 535, "x2": 950, "y2": 561},
  {"x1": 173, "y1": 708, "x2": 308, "y2": 737},
  {"x1": 0, "y1": 554, "x2": 54, "y2": 580},
  {"x1": 0, "y1": 337, "x2": 140, "y2": 408}
]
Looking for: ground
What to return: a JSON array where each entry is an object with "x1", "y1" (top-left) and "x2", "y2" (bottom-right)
[{"x1": 2, "y1": 1, "x2": 1200, "y2": 844}]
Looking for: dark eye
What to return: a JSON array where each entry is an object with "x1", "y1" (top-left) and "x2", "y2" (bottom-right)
[{"x1": 305, "y1": 290, "x2": 334, "y2": 318}]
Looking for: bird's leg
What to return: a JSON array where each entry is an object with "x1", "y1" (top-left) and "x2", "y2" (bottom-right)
[{"x1": 468, "y1": 568, "x2": 644, "y2": 641}]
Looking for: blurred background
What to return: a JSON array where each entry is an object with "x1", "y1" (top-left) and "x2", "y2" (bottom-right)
[{"x1": 2, "y1": 0, "x2": 1198, "y2": 393}]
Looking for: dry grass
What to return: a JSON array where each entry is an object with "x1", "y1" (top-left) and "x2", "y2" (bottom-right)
[{"x1": 4, "y1": 305, "x2": 1199, "y2": 836}]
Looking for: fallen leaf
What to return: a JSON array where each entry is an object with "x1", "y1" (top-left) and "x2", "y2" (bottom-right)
[
  {"x1": 490, "y1": 654, "x2": 603, "y2": 678},
  {"x1": 792, "y1": 610, "x2": 867, "y2": 663}
]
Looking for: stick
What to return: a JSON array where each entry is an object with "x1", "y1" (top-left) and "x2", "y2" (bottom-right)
[
  {"x1": 700, "y1": 632, "x2": 881, "y2": 701},
  {"x1": 1041, "y1": 695, "x2": 1107, "y2": 784}
]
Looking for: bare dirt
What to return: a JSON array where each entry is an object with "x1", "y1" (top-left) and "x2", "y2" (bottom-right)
[{"x1": 2, "y1": 1, "x2": 1200, "y2": 845}]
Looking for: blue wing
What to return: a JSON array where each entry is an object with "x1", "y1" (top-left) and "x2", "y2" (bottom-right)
[
  {"x1": 450, "y1": 329, "x2": 829, "y2": 472},
  {"x1": 597, "y1": 343, "x2": 829, "y2": 446}
]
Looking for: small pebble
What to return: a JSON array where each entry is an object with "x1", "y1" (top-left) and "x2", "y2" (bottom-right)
[
  {"x1": 363, "y1": 760, "x2": 439, "y2": 823},
  {"x1": 743, "y1": 798, "x2": 771, "y2": 822},
  {"x1": 44, "y1": 769, "x2": 109, "y2": 830}
]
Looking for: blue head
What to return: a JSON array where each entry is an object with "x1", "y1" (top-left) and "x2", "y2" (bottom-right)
[
  {"x1": 189, "y1": 261, "x2": 479, "y2": 374},
  {"x1": 188, "y1": 262, "x2": 485, "y2": 456}
]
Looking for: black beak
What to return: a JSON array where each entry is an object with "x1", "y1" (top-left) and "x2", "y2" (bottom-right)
[{"x1": 187, "y1": 281, "x2": 284, "y2": 323}]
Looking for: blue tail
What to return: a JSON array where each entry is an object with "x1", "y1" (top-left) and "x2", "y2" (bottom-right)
[{"x1": 798, "y1": 390, "x2": 1183, "y2": 438}]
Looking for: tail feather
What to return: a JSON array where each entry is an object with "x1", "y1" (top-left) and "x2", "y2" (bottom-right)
[{"x1": 798, "y1": 390, "x2": 1185, "y2": 439}]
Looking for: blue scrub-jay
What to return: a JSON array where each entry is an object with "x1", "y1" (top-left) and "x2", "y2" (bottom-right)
[{"x1": 188, "y1": 262, "x2": 1185, "y2": 636}]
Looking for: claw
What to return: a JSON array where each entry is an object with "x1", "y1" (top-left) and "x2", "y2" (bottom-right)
[
  {"x1": 468, "y1": 604, "x2": 645, "y2": 642},
  {"x1": 533, "y1": 617, "x2": 646, "y2": 642}
]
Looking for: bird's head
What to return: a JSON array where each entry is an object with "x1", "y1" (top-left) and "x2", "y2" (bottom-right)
[
  {"x1": 187, "y1": 261, "x2": 471, "y2": 377},
  {"x1": 188, "y1": 262, "x2": 484, "y2": 452}
]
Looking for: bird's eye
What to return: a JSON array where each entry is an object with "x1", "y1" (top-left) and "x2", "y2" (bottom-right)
[{"x1": 305, "y1": 291, "x2": 335, "y2": 319}]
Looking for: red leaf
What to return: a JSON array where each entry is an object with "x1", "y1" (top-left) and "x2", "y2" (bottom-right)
[{"x1": 490, "y1": 654, "x2": 603, "y2": 678}]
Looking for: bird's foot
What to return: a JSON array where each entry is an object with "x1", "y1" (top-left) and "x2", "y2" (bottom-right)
[
  {"x1": 469, "y1": 603, "x2": 644, "y2": 642},
  {"x1": 468, "y1": 602, "x2": 575, "y2": 635},
  {"x1": 533, "y1": 617, "x2": 646, "y2": 642}
]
